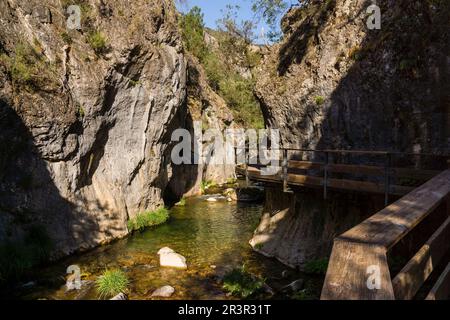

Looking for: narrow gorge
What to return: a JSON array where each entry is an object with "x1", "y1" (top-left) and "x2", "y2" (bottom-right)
[{"x1": 0, "y1": 0, "x2": 449, "y2": 301}]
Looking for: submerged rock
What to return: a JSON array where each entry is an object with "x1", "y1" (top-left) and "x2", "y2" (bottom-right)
[
  {"x1": 223, "y1": 188, "x2": 238, "y2": 201},
  {"x1": 151, "y1": 285, "x2": 175, "y2": 298},
  {"x1": 282, "y1": 279, "x2": 305, "y2": 292},
  {"x1": 157, "y1": 247, "x2": 187, "y2": 269},
  {"x1": 110, "y1": 293, "x2": 128, "y2": 300}
]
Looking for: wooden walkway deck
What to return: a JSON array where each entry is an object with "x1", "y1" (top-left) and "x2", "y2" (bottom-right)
[{"x1": 234, "y1": 148, "x2": 450, "y2": 299}]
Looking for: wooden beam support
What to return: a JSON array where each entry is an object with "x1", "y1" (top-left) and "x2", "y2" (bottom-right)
[
  {"x1": 392, "y1": 216, "x2": 450, "y2": 300},
  {"x1": 426, "y1": 262, "x2": 450, "y2": 300}
]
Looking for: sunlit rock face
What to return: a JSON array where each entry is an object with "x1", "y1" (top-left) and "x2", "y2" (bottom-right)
[
  {"x1": 0, "y1": 0, "x2": 187, "y2": 256},
  {"x1": 250, "y1": 188, "x2": 385, "y2": 268},
  {"x1": 251, "y1": 0, "x2": 450, "y2": 268}
]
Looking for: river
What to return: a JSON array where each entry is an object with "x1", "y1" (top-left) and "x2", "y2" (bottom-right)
[{"x1": 10, "y1": 196, "x2": 321, "y2": 300}]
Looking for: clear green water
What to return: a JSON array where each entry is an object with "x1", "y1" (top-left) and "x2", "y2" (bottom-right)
[{"x1": 13, "y1": 197, "x2": 308, "y2": 300}]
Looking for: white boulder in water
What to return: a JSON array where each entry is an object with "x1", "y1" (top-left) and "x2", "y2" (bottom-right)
[
  {"x1": 157, "y1": 247, "x2": 187, "y2": 269},
  {"x1": 206, "y1": 197, "x2": 218, "y2": 202},
  {"x1": 151, "y1": 285, "x2": 175, "y2": 298}
]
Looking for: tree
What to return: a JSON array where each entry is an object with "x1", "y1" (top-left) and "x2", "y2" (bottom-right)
[
  {"x1": 251, "y1": 0, "x2": 293, "y2": 42},
  {"x1": 216, "y1": 4, "x2": 255, "y2": 44},
  {"x1": 179, "y1": 6, "x2": 208, "y2": 60}
]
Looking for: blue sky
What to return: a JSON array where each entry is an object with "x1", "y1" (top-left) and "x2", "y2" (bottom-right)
[{"x1": 176, "y1": 0, "x2": 294, "y2": 44}]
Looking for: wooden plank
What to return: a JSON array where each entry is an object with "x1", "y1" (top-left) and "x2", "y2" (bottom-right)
[
  {"x1": 238, "y1": 166, "x2": 414, "y2": 196},
  {"x1": 287, "y1": 161, "x2": 437, "y2": 181},
  {"x1": 337, "y1": 170, "x2": 450, "y2": 250},
  {"x1": 321, "y1": 241, "x2": 395, "y2": 300},
  {"x1": 329, "y1": 163, "x2": 384, "y2": 176},
  {"x1": 426, "y1": 262, "x2": 450, "y2": 300},
  {"x1": 392, "y1": 216, "x2": 450, "y2": 300},
  {"x1": 288, "y1": 160, "x2": 323, "y2": 170}
]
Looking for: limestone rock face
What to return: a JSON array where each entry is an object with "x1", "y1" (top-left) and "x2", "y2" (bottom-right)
[
  {"x1": 251, "y1": 0, "x2": 450, "y2": 268},
  {"x1": 0, "y1": 0, "x2": 186, "y2": 256},
  {"x1": 250, "y1": 188, "x2": 385, "y2": 268},
  {"x1": 166, "y1": 54, "x2": 237, "y2": 198},
  {"x1": 255, "y1": 0, "x2": 449, "y2": 153}
]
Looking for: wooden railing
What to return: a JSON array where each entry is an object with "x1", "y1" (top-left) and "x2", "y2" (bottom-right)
[
  {"x1": 321, "y1": 168, "x2": 450, "y2": 300},
  {"x1": 235, "y1": 148, "x2": 447, "y2": 204}
]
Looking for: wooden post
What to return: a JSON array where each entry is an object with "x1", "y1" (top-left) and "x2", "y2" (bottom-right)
[
  {"x1": 282, "y1": 149, "x2": 288, "y2": 193},
  {"x1": 324, "y1": 151, "x2": 329, "y2": 200},
  {"x1": 384, "y1": 153, "x2": 391, "y2": 206},
  {"x1": 447, "y1": 159, "x2": 450, "y2": 217},
  {"x1": 244, "y1": 148, "x2": 250, "y2": 187}
]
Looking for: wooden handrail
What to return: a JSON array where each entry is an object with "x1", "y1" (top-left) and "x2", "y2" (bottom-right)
[
  {"x1": 336, "y1": 170, "x2": 450, "y2": 249},
  {"x1": 321, "y1": 169, "x2": 450, "y2": 300},
  {"x1": 233, "y1": 146, "x2": 450, "y2": 158}
]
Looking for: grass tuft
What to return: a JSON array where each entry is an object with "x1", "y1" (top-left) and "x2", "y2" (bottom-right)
[
  {"x1": 87, "y1": 30, "x2": 107, "y2": 55},
  {"x1": 96, "y1": 269, "x2": 129, "y2": 299},
  {"x1": 127, "y1": 208, "x2": 169, "y2": 232}
]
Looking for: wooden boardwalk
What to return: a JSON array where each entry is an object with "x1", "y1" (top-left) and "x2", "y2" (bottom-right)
[
  {"x1": 235, "y1": 148, "x2": 444, "y2": 204},
  {"x1": 321, "y1": 169, "x2": 450, "y2": 300},
  {"x1": 234, "y1": 148, "x2": 450, "y2": 300}
]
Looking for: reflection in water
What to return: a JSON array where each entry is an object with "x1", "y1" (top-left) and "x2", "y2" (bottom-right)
[{"x1": 14, "y1": 197, "x2": 307, "y2": 300}]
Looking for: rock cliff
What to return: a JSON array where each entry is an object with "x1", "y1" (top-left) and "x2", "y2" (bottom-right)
[
  {"x1": 251, "y1": 0, "x2": 450, "y2": 268},
  {"x1": 166, "y1": 53, "x2": 237, "y2": 199},
  {"x1": 0, "y1": 0, "x2": 188, "y2": 256}
]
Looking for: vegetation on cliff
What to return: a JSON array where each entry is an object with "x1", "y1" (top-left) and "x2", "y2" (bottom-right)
[{"x1": 179, "y1": 6, "x2": 264, "y2": 129}]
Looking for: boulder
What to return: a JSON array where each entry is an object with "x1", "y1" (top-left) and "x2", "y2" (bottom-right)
[
  {"x1": 151, "y1": 285, "x2": 175, "y2": 298},
  {"x1": 157, "y1": 247, "x2": 187, "y2": 269}
]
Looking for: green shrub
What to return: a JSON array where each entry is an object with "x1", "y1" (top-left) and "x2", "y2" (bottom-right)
[
  {"x1": 304, "y1": 258, "x2": 329, "y2": 275},
  {"x1": 61, "y1": 32, "x2": 73, "y2": 45},
  {"x1": 127, "y1": 208, "x2": 170, "y2": 232},
  {"x1": 0, "y1": 42, "x2": 56, "y2": 88},
  {"x1": 315, "y1": 96, "x2": 325, "y2": 106},
  {"x1": 218, "y1": 75, "x2": 264, "y2": 129},
  {"x1": 96, "y1": 269, "x2": 129, "y2": 299},
  {"x1": 87, "y1": 31, "x2": 107, "y2": 55},
  {"x1": 222, "y1": 265, "x2": 265, "y2": 298},
  {"x1": 0, "y1": 225, "x2": 53, "y2": 284},
  {"x1": 200, "y1": 180, "x2": 216, "y2": 194},
  {"x1": 179, "y1": 6, "x2": 264, "y2": 129}
]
